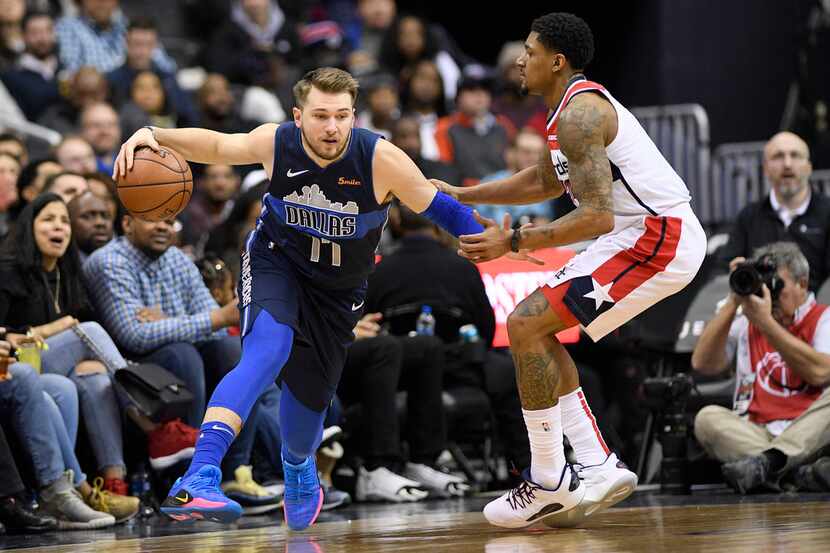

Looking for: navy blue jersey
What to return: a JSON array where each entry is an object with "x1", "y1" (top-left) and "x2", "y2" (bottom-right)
[{"x1": 258, "y1": 123, "x2": 389, "y2": 289}]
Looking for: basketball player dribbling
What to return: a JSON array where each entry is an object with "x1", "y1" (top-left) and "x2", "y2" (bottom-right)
[
  {"x1": 112, "y1": 67, "x2": 497, "y2": 531},
  {"x1": 434, "y1": 13, "x2": 706, "y2": 528}
]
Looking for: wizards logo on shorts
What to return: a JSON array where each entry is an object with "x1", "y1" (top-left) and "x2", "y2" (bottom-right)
[{"x1": 280, "y1": 184, "x2": 358, "y2": 239}]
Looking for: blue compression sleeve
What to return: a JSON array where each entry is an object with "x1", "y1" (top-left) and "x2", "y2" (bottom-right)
[
  {"x1": 208, "y1": 310, "x2": 294, "y2": 421},
  {"x1": 280, "y1": 385, "x2": 326, "y2": 463},
  {"x1": 421, "y1": 191, "x2": 485, "y2": 237}
]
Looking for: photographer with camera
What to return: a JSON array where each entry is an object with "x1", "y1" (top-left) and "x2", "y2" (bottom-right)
[{"x1": 692, "y1": 242, "x2": 830, "y2": 494}]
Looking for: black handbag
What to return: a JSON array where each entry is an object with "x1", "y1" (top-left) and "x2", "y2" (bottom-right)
[
  {"x1": 113, "y1": 362, "x2": 194, "y2": 423},
  {"x1": 71, "y1": 325, "x2": 193, "y2": 423}
]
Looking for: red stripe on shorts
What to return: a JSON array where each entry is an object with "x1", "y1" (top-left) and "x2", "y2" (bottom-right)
[{"x1": 591, "y1": 216, "x2": 682, "y2": 302}]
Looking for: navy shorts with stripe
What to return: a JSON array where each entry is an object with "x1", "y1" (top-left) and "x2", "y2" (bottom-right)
[{"x1": 237, "y1": 230, "x2": 366, "y2": 412}]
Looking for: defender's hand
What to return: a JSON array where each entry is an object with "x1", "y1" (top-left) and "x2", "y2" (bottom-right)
[
  {"x1": 429, "y1": 179, "x2": 465, "y2": 203},
  {"x1": 458, "y1": 211, "x2": 510, "y2": 264},
  {"x1": 113, "y1": 127, "x2": 160, "y2": 179}
]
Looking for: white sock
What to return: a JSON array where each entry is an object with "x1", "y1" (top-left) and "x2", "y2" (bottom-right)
[
  {"x1": 523, "y1": 404, "x2": 565, "y2": 488},
  {"x1": 560, "y1": 387, "x2": 610, "y2": 466}
]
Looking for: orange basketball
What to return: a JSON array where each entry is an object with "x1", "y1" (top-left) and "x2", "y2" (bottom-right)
[{"x1": 116, "y1": 146, "x2": 193, "y2": 222}]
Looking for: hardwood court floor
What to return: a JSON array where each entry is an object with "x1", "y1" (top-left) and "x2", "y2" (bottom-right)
[{"x1": 3, "y1": 493, "x2": 829, "y2": 552}]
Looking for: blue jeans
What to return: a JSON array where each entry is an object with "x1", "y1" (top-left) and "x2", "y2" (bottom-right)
[
  {"x1": 41, "y1": 322, "x2": 126, "y2": 472},
  {"x1": 0, "y1": 363, "x2": 64, "y2": 488},
  {"x1": 40, "y1": 377, "x2": 86, "y2": 487}
]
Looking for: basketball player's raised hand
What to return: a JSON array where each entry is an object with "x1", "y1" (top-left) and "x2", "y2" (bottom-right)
[{"x1": 113, "y1": 126, "x2": 160, "y2": 179}]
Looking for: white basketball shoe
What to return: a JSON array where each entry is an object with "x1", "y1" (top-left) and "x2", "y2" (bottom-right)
[
  {"x1": 483, "y1": 464, "x2": 584, "y2": 529},
  {"x1": 543, "y1": 452, "x2": 638, "y2": 528}
]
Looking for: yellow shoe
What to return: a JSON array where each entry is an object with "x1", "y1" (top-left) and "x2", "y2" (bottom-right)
[
  {"x1": 220, "y1": 466, "x2": 280, "y2": 515},
  {"x1": 86, "y1": 477, "x2": 140, "y2": 523}
]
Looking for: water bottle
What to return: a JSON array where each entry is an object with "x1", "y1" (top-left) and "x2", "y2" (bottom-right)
[
  {"x1": 130, "y1": 464, "x2": 157, "y2": 518},
  {"x1": 459, "y1": 324, "x2": 480, "y2": 343},
  {"x1": 415, "y1": 305, "x2": 436, "y2": 336}
]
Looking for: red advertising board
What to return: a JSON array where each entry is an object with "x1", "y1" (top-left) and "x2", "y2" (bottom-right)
[{"x1": 477, "y1": 248, "x2": 580, "y2": 347}]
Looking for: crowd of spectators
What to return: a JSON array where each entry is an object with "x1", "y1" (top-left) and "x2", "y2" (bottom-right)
[{"x1": 0, "y1": 0, "x2": 827, "y2": 536}]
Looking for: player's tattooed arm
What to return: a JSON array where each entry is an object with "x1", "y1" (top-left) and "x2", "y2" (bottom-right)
[{"x1": 514, "y1": 94, "x2": 615, "y2": 250}]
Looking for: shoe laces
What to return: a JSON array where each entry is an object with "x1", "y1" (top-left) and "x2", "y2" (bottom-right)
[
  {"x1": 189, "y1": 468, "x2": 222, "y2": 494},
  {"x1": 506, "y1": 479, "x2": 542, "y2": 510},
  {"x1": 89, "y1": 477, "x2": 110, "y2": 512}
]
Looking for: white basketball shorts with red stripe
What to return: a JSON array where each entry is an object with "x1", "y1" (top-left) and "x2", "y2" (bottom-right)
[{"x1": 542, "y1": 202, "x2": 706, "y2": 342}]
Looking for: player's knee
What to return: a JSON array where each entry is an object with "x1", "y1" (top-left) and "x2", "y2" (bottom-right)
[{"x1": 506, "y1": 310, "x2": 540, "y2": 341}]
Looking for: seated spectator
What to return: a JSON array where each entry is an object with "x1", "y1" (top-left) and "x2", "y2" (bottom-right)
[
  {"x1": 180, "y1": 164, "x2": 240, "y2": 255},
  {"x1": 37, "y1": 66, "x2": 109, "y2": 135},
  {"x1": 341, "y1": 313, "x2": 469, "y2": 502},
  {"x1": 53, "y1": 136, "x2": 97, "y2": 175},
  {"x1": 475, "y1": 128, "x2": 555, "y2": 225},
  {"x1": 378, "y1": 14, "x2": 463, "y2": 102},
  {"x1": 55, "y1": 0, "x2": 175, "y2": 75},
  {"x1": 400, "y1": 59, "x2": 447, "y2": 160},
  {"x1": 106, "y1": 16, "x2": 196, "y2": 125},
  {"x1": 366, "y1": 203, "x2": 531, "y2": 472},
  {"x1": 356, "y1": 72, "x2": 399, "y2": 138},
  {"x1": 343, "y1": 0, "x2": 396, "y2": 75},
  {"x1": 80, "y1": 102, "x2": 121, "y2": 175},
  {"x1": 0, "y1": 0, "x2": 25, "y2": 70},
  {"x1": 298, "y1": 20, "x2": 348, "y2": 74},
  {"x1": 197, "y1": 255, "x2": 236, "y2": 312},
  {"x1": 0, "y1": 10, "x2": 61, "y2": 122},
  {"x1": 201, "y1": 0, "x2": 300, "y2": 87},
  {"x1": 0, "y1": 152, "x2": 20, "y2": 239},
  {"x1": 435, "y1": 70, "x2": 515, "y2": 186},
  {"x1": 0, "y1": 132, "x2": 27, "y2": 166},
  {"x1": 42, "y1": 171, "x2": 88, "y2": 204},
  {"x1": 83, "y1": 170, "x2": 118, "y2": 220},
  {"x1": 390, "y1": 115, "x2": 459, "y2": 183},
  {"x1": 196, "y1": 73, "x2": 258, "y2": 134},
  {"x1": 0, "y1": 355, "x2": 118, "y2": 528},
  {"x1": 84, "y1": 213, "x2": 279, "y2": 509},
  {"x1": 0, "y1": 420, "x2": 58, "y2": 533},
  {"x1": 3, "y1": 356, "x2": 138, "y2": 524},
  {"x1": 205, "y1": 181, "x2": 268, "y2": 278},
  {"x1": 692, "y1": 242, "x2": 830, "y2": 494},
  {"x1": 717, "y1": 132, "x2": 830, "y2": 291},
  {"x1": 68, "y1": 191, "x2": 112, "y2": 262},
  {"x1": 490, "y1": 41, "x2": 547, "y2": 136},
  {"x1": 0, "y1": 194, "x2": 197, "y2": 492},
  {"x1": 119, "y1": 70, "x2": 178, "y2": 137},
  {"x1": 14, "y1": 157, "x2": 61, "y2": 214}
]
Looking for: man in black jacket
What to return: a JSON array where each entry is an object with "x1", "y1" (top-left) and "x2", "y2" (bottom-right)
[
  {"x1": 365, "y1": 202, "x2": 530, "y2": 470},
  {"x1": 717, "y1": 132, "x2": 830, "y2": 291}
]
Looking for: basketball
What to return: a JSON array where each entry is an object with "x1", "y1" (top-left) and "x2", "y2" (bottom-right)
[{"x1": 116, "y1": 146, "x2": 193, "y2": 222}]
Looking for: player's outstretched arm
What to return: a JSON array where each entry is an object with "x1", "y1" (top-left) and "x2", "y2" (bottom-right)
[
  {"x1": 373, "y1": 140, "x2": 484, "y2": 237},
  {"x1": 113, "y1": 123, "x2": 278, "y2": 179},
  {"x1": 433, "y1": 148, "x2": 564, "y2": 205},
  {"x1": 507, "y1": 93, "x2": 615, "y2": 251}
]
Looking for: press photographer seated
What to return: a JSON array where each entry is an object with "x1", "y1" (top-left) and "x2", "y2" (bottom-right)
[{"x1": 691, "y1": 242, "x2": 830, "y2": 494}]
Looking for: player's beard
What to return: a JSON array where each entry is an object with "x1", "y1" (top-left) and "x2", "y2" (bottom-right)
[{"x1": 301, "y1": 126, "x2": 351, "y2": 162}]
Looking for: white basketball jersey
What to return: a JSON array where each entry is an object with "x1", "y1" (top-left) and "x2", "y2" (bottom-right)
[{"x1": 546, "y1": 76, "x2": 691, "y2": 230}]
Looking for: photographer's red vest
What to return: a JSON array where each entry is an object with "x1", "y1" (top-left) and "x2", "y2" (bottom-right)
[{"x1": 745, "y1": 300, "x2": 827, "y2": 424}]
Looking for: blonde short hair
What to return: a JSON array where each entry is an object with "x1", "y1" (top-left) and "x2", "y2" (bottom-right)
[{"x1": 293, "y1": 67, "x2": 359, "y2": 108}]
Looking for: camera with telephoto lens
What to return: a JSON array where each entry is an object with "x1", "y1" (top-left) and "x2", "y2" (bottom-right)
[
  {"x1": 643, "y1": 373, "x2": 694, "y2": 494},
  {"x1": 729, "y1": 254, "x2": 784, "y2": 301}
]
